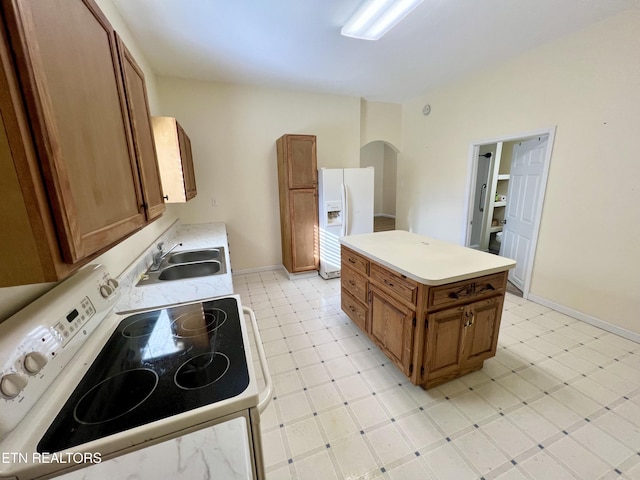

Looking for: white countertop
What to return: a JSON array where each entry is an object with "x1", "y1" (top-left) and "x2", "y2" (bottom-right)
[
  {"x1": 340, "y1": 230, "x2": 516, "y2": 285},
  {"x1": 115, "y1": 222, "x2": 234, "y2": 313}
]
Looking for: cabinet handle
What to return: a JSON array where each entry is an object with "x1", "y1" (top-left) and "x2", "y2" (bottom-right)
[
  {"x1": 348, "y1": 258, "x2": 357, "y2": 264},
  {"x1": 464, "y1": 311, "x2": 475, "y2": 328},
  {"x1": 163, "y1": 195, "x2": 169, "y2": 200},
  {"x1": 477, "y1": 283, "x2": 495, "y2": 293},
  {"x1": 448, "y1": 285, "x2": 470, "y2": 299},
  {"x1": 349, "y1": 280, "x2": 356, "y2": 286},
  {"x1": 383, "y1": 279, "x2": 395, "y2": 288}
]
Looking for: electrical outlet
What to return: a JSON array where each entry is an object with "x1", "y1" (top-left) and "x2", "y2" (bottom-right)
[{"x1": 211, "y1": 197, "x2": 217, "y2": 206}]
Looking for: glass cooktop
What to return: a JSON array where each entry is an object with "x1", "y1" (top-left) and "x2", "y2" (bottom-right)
[{"x1": 38, "y1": 297, "x2": 249, "y2": 453}]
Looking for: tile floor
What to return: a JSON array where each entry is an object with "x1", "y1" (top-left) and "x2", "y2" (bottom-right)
[{"x1": 235, "y1": 269, "x2": 640, "y2": 480}]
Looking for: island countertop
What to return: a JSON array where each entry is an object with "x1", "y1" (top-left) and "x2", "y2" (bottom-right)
[{"x1": 340, "y1": 230, "x2": 516, "y2": 285}]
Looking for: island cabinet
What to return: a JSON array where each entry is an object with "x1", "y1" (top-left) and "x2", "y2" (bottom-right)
[
  {"x1": 340, "y1": 234, "x2": 513, "y2": 389},
  {"x1": 0, "y1": 0, "x2": 165, "y2": 287}
]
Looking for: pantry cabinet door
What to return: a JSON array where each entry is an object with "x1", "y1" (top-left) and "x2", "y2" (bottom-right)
[
  {"x1": 289, "y1": 189, "x2": 319, "y2": 272},
  {"x1": 4, "y1": 0, "x2": 145, "y2": 262},
  {"x1": 286, "y1": 135, "x2": 317, "y2": 189}
]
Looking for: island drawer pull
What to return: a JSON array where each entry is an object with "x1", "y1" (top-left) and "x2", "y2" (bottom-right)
[
  {"x1": 448, "y1": 285, "x2": 470, "y2": 299},
  {"x1": 477, "y1": 283, "x2": 495, "y2": 293}
]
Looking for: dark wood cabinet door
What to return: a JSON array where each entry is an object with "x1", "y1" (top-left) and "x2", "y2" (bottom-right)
[
  {"x1": 4, "y1": 0, "x2": 145, "y2": 262},
  {"x1": 425, "y1": 306, "x2": 466, "y2": 380},
  {"x1": 463, "y1": 297, "x2": 503, "y2": 365},
  {"x1": 177, "y1": 122, "x2": 197, "y2": 200},
  {"x1": 370, "y1": 286, "x2": 415, "y2": 375},
  {"x1": 290, "y1": 189, "x2": 319, "y2": 271},
  {"x1": 286, "y1": 135, "x2": 317, "y2": 189},
  {"x1": 116, "y1": 33, "x2": 165, "y2": 221}
]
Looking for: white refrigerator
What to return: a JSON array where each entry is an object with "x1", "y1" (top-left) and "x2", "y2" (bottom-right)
[{"x1": 318, "y1": 167, "x2": 374, "y2": 279}]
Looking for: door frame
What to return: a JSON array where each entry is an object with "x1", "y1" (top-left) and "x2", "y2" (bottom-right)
[{"x1": 463, "y1": 126, "x2": 556, "y2": 298}]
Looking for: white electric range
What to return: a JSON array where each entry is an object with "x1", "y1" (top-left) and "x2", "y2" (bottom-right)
[{"x1": 0, "y1": 265, "x2": 272, "y2": 480}]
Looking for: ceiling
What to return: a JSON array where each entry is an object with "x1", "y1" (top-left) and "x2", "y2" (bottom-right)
[{"x1": 112, "y1": 0, "x2": 639, "y2": 103}]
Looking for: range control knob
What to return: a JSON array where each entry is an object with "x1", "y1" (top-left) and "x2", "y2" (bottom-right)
[
  {"x1": 23, "y1": 352, "x2": 48, "y2": 375},
  {"x1": 99, "y1": 284, "x2": 113, "y2": 298},
  {"x1": 107, "y1": 278, "x2": 119, "y2": 290},
  {"x1": 0, "y1": 373, "x2": 28, "y2": 399}
]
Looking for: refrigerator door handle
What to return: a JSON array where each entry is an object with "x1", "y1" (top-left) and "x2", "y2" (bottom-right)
[{"x1": 341, "y1": 183, "x2": 348, "y2": 236}]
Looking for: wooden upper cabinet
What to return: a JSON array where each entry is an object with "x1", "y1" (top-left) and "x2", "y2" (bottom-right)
[
  {"x1": 115, "y1": 33, "x2": 165, "y2": 221},
  {"x1": 3, "y1": 0, "x2": 145, "y2": 263},
  {"x1": 152, "y1": 116, "x2": 197, "y2": 202},
  {"x1": 0, "y1": 0, "x2": 164, "y2": 286}
]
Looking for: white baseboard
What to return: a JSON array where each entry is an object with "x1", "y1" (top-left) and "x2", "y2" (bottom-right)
[
  {"x1": 231, "y1": 265, "x2": 281, "y2": 275},
  {"x1": 528, "y1": 293, "x2": 640, "y2": 344}
]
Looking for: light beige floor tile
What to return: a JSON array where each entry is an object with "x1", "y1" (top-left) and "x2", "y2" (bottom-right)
[
  {"x1": 284, "y1": 417, "x2": 324, "y2": 458},
  {"x1": 235, "y1": 271, "x2": 640, "y2": 480}
]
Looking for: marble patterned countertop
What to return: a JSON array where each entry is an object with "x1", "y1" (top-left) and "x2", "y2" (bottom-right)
[
  {"x1": 340, "y1": 230, "x2": 516, "y2": 285},
  {"x1": 115, "y1": 221, "x2": 234, "y2": 314}
]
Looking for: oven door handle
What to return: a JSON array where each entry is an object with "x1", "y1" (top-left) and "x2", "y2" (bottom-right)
[{"x1": 243, "y1": 307, "x2": 273, "y2": 413}]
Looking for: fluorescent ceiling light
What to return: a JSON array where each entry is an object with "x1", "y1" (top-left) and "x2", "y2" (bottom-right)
[{"x1": 341, "y1": 0, "x2": 424, "y2": 41}]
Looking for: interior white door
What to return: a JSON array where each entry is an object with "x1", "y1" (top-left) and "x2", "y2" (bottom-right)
[{"x1": 501, "y1": 136, "x2": 548, "y2": 291}]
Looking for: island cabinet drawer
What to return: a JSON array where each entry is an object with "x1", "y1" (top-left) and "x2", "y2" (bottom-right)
[
  {"x1": 341, "y1": 265, "x2": 368, "y2": 305},
  {"x1": 341, "y1": 289, "x2": 368, "y2": 332},
  {"x1": 428, "y1": 272, "x2": 507, "y2": 309},
  {"x1": 370, "y1": 263, "x2": 418, "y2": 305},
  {"x1": 341, "y1": 247, "x2": 369, "y2": 276}
]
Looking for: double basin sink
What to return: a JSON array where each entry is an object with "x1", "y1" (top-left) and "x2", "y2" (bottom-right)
[{"x1": 136, "y1": 247, "x2": 227, "y2": 286}]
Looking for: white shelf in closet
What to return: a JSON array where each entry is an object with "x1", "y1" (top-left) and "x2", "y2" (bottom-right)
[
  {"x1": 494, "y1": 201, "x2": 507, "y2": 207},
  {"x1": 490, "y1": 226, "x2": 503, "y2": 233},
  {"x1": 497, "y1": 174, "x2": 510, "y2": 180}
]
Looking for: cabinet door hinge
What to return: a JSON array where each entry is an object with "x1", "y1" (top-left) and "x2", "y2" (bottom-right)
[
  {"x1": 412, "y1": 316, "x2": 416, "y2": 328},
  {"x1": 409, "y1": 363, "x2": 414, "y2": 374},
  {"x1": 420, "y1": 366, "x2": 425, "y2": 377},
  {"x1": 425, "y1": 319, "x2": 428, "y2": 329}
]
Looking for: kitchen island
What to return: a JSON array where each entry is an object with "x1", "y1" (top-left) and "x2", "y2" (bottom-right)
[{"x1": 340, "y1": 230, "x2": 516, "y2": 389}]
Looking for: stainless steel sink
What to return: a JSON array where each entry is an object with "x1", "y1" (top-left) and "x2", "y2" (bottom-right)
[
  {"x1": 136, "y1": 246, "x2": 227, "y2": 286},
  {"x1": 158, "y1": 261, "x2": 222, "y2": 280},
  {"x1": 166, "y1": 248, "x2": 220, "y2": 264}
]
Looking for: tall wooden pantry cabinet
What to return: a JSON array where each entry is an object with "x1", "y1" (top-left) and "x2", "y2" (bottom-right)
[{"x1": 276, "y1": 134, "x2": 319, "y2": 274}]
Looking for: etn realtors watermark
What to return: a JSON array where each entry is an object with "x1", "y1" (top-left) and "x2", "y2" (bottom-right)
[{"x1": 2, "y1": 452, "x2": 102, "y2": 464}]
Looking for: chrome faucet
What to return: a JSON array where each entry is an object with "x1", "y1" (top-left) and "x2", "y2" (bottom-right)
[{"x1": 149, "y1": 242, "x2": 182, "y2": 271}]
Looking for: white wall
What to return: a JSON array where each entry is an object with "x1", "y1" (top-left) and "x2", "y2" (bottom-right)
[
  {"x1": 156, "y1": 77, "x2": 361, "y2": 271},
  {"x1": 360, "y1": 142, "x2": 384, "y2": 214},
  {"x1": 360, "y1": 100, "x2": 402, "y2": 149},
  {"x1": 0, "y1": 0, "x2": 179, "y2": 322},
  {"x1": 361, "y1": 142, "x2": 398, "y2": 217},
  {"x1": 382, "y1": 144, "x2": 397, "y2": 217},
  {"x1": 399, "y1": 7, "x2": 640, "y2": 333}
]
